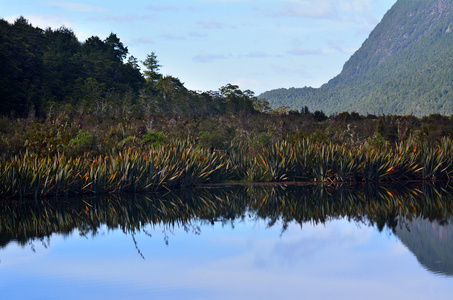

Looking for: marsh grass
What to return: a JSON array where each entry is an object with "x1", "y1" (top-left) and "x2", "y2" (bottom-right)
[{"x1": 1, "y1": 138, "x2": 453, "y2": 199}]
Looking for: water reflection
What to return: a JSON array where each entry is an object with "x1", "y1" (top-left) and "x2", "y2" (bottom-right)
[
  {"x1": 1, "y1": 182, "x2": 453, "y2": 278},
  {"x1": 395, "y1": 217, "x2": 453, "y2": 276}
]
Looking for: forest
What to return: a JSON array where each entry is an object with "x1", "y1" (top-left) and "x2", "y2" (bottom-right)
[
  {"x1": 0, "y1": 17, "x2": 261, "y2": 118},
  {"x1": 2, "y1": 17, "x2": 453, "y2": 199}
]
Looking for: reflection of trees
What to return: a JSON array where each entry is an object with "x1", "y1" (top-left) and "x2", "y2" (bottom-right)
[{"x1": 1, "y1": 183, "x2": 453, "y2": 249}]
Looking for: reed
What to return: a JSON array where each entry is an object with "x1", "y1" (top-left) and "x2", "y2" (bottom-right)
[
  {"x1": 0, "y1": 141, "x2": 233, "y2": 198},
  {"x1": 1, "y1": 137, "x2": 453, "y2": 199}
]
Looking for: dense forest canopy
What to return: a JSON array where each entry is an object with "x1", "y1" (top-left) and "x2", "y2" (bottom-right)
[
  {"x1": 259, "y1": 0, "x2": 453, "y2": 117},
  {"x1": 0, "y1": 17, "x2": 263, "y2": 118}
]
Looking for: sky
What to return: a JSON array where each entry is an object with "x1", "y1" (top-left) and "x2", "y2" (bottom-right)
[{"x1": 1, "y1": 0, "x2": 397, "y2": 95}]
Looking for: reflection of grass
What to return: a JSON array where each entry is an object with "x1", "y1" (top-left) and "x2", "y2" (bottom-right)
[
  {"x1": 1, "y1": 138, "x2": 453, "y2": 199},
  {"x1": 1, "y1": 183, "x2": 452, "y2": 248}
]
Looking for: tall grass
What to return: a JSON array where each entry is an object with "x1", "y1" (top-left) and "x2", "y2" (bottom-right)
[
  {"x1": 1, "y1": 138, "x2": 453, "y2": 199},
  {"x1": 0, "y1": 141, "x2": 232, "y2": 199}
]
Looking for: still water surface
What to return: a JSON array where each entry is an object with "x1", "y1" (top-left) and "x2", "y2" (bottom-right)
[{"x1": 1, "y1": 184, "x2": 452, "y2": 299}]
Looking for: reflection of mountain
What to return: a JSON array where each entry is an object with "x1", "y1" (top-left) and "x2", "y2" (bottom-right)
[{"x1": 395, "y1": 218, "x2": 453, "y2": 276}]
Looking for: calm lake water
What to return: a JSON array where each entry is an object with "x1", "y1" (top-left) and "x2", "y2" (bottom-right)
[{"x1": 1, "y1": 184, "x2": 453, "y2": 299}]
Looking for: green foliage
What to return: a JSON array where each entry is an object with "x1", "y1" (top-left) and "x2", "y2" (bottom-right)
[
  {"x1": 219, "y1": 84, "x2": 256, "y2": 114},
  {"x1": 313, "y1": 110, "x2": 327, "y2": 122},
  {"x1": 140, "y1": 130, "x2": 167, "y2": 146},
  {"x1": 252, "y1": 98, "x2": 272, "y2": 113},
  {"x1": 142, "y1": 52, "x2": 162, "y2": 83},
  {"x1": 117, "y1": 130, "x2": 167, "y2": 150},
  {"x1": 197, "y1": 126, "x2": 235, "y2": 150},
  {"x1": 69, "y1": 129, "x2": 93, "y2": 147}
]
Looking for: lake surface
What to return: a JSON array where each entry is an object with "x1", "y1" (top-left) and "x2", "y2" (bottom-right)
[{"x1": 1, "y1": 184, "x2": 453, "y2": 299}]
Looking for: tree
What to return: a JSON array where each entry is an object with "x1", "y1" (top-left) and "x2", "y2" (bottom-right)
[
  {"x1": 156, "y1": 76, "x2": 185, "y2": 101},
  {"x1": 0, "y1": 18, "x2": 148, "y2": 116},
  {"x1": 104, "y1": 33, "x2": 128, "y2": 62},
  {"x1": 219, "y1": 84, "x2": 255, "y2": 114},
  {"x1": 0, "y1": 17, "x2": 46, "y2": 116},
  {"x1": 126, "y1": 56, "x2": 140, "y2": 70},
  {"x1": 45, "y1": 26, "x2": 80, "y2": 54},
  {"x1": 82, "y1": 36, "x2": 106, "y2": 54},
  {"x1": 43, "y1": 26, "x2": 83, "y2": 102},
  {"x1": 252, "y1": 98, "x2": 272, "y2": 113},
  {"x1": 313, "y1": 110, "x2": 327, "y2": 122},
  {"x1": 142, "y1": 52, "x2": 162, "y2": 83}
]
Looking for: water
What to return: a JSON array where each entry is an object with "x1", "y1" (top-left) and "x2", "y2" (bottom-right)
[{"x1": 1, "y1": 184, "x2": 453, "y2": 299}]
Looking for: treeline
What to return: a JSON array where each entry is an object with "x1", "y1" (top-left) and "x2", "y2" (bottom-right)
[
  {"x1": 0, "y1": 17, "x2": 263, "y2": 118},
  {"x1": 2, "y1": 104, "x2": 453, "y2": 158}
]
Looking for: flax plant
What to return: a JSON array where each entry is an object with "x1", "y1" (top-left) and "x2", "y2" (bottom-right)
[
  {"x1": 0, "y1": 141, "x2": 234, "y2": 199},
  {"x1": 2, "y1": 137, "x2": 453, "y2": 199}
]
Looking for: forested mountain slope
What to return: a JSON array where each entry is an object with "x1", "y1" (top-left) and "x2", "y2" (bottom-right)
[{"x1": 260, "y1": 0, "x2": 453, "y2": 116}]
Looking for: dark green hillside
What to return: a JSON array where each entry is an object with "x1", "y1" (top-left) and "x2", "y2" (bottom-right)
[{"x1": 260, "y1": 0, "x2": 453, "y2": 116}]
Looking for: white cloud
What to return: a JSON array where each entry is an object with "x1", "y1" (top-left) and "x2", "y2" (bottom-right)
[
  {"x1": 271, "y1": 1, "x2": 336, "y2": 19},
  {"x1": 160, "y1": 34, "x2": 186, "y2": 40},
  {"x1": 341, "y1": 47, "x2": 358, "y2": 54},
  {"x1": 287, "y1": 45, "x2": 355, "y2": 56},
  {"x1": 47, "y1": 2, "x2": 107, "y2": 13},
  {"x1": 193, "y1": 51, "x2": 227, "y2": 63},
  {"x1": 231, "y1": 77, "x2": 278, "y2": 95},
  {"x1": 337, "y1": 0, "x2": 372, "y2": 13},
  {"x1": 272, "y1": 64, "x2": 302, "y2": 73},
  {"x1": 129, "y1": 37, "x2": 154, "y2": 45},
  {"x1": 201, "y1": 0, "x2": 251, "y2": 2},
  {"x1": 245, "y1": 51, "x2": 273, "y2": 58},
  {"x1": 145, "y1": 5, "x2": 179, "y2": 12},
  {"x1": 269, "y1": 0, "x2": 376, "y2": 24},
  {"x1": 88, "y1": 14, "x2": 135, "y2": 22},
  {"x1": 197, "y1": 20, "x2": 225, "y2": 29},
  {"x1": 189, "y1": 31, "x2": 208, "y2": 38},
  {"x1": 87, "y1": 14, "x2": 157, "y2": 23},
  {"x1": 271, "y1": 64, "x2": 311, "y2": 78},
  {"x1": 287, "y1": 47, "x2": 323, "y2": 56},
  {"x1": 232, "y1": 78, "x2": 260, "y2": 89}
]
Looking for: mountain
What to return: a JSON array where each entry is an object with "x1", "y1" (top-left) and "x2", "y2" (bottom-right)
[{"x1": 259, "y1": 0, "x2": 453, "y2": 116}]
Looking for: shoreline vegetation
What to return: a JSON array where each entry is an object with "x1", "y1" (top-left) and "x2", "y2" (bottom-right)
[{"x1": 1, "y1": 111, "x2": 453, "y2": 199}]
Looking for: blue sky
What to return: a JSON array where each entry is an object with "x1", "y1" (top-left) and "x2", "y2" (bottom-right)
[{"x1": 1, "y1": 0, "x2": 397, "y2": 94}]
